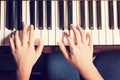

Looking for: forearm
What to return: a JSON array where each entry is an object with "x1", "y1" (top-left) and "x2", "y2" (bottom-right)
[
  {"x1": 78, "y1": 63, "x2": 103, "y2": 80},
  {"x1": 17, "y1": 66, "x2": 32, "y2": 80}
]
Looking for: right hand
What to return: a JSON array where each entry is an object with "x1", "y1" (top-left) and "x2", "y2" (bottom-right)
[
  {"x1": 58, "y1": 25, "x2": 103, "y2": 80},
  {"x1": 58, "y1": 24, "x2": 93, "y2": 72}
]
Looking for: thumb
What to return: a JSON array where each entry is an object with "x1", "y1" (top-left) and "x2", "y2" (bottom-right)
[{"x1": 35, "y1": 39, "x2": 44, "y2": 58}]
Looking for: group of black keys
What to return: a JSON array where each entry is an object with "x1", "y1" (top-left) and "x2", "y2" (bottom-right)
[{"x1": 1, "y1": 0, "x2": 120, "y2": 31}]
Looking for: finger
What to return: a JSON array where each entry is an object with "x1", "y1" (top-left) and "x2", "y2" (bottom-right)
[
  {"x1": 14, "y1": 30, "x2": 21, "y2": 48},
  {"x1": 58, "y1": 41, "x2": 69, "y2": 60},
  {"x1": 28, "y1": 25, "x2": 34, "y2": 46},
  {"x1": 76, "y1": 25, "x2": 86, "y2": 43},
  {"x1": 19, "y1": 29, "x2": 23, "y2": 41},
  {"x1": 9, "y1": 36, "x2": 15, "y2": 55},
  {"x1": 86, "y1": 32, "x2": 93, "y2": 52},
  {"x1": 22, "y1": 22, "x2": 28, "y2": 45},
  {"x1": 35, "y1": 39, "x2": 44, "y2": 58},
  {"x1": 64, "y1": 31, "x2": 75, "y2": 48},
  {"x1": 71, "y1": 24, "x2": 81, "y2": 45}
]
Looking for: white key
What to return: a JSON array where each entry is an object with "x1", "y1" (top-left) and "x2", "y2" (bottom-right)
[
  {"x1": 34, "y1": 1, "x2": 41, "y2": 45},
  {"x1": 72, "y1": 1, "x2": 77, "y2": 26},
  {"x1": 62, "y1": 1, "x2": 69, "y2": 45},
  {"x1": 0, "y1": 1, "x2": 5, "y2": 46},
  {"x1": 104, "y1": 1, "x2": 114, "y2": 45},
  {"x1": 76, "y1": 1, "x2": 80, "y2": 25},
  {"x1": 70, "y1": 1, "x2": 77, "y2": 44},
  {"x1": 55, "y1": 1, "x2": 63, "y2": 45},
  {"x1": 48, "y1": 1, "x2": 56, "y2": 45},
  {"x1": 26, "y1": 1, "x2": 30, "y2": 26},
  {"x1": 99, "y1": 1, "x2": 106, "y2": 45},
  {"x1": 4, "y1": 1, "x2": 12, "y2": 46},
  {"x1": 91, "y1": 1, "x2": 99, "y2": 45},
  {"x1": 22, "y1": 1, "x2": 27, "y2": 23},
  {"x1": 113, "y1": 1, "x2": 120, "y2": 45},
  {"x1": 85, "y1": 1, "x2": 91, "y2": 34},
  {"x1": 42, "y1": 1, "x2": 48, "y2": 45}
]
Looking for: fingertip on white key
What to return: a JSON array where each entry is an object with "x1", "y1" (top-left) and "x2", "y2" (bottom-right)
[
  {"x1": 34, "y1": 38, "x2": 44, "y2": 45},
  {"x1": 62, "y1": 32, "x2": 69, "y2": 46},
  {"x1": 63, "y1": 29, "x2": 69, "y2": 34}
]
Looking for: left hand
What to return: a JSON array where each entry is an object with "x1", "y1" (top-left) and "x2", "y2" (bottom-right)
[{"x1": 9, "y1": 22, "x2": 44, "y2": 80}]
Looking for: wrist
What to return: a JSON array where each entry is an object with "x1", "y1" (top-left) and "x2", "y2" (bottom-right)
[
  {"x1": 17, "y1": 65, "x2": 32, "y2": 80},
  {"x1": 78, "y1": 63, "x2": 103, "y2": 80},
  {"x1": 77, "y1": 61, "x2": 94, "y2": 73}
]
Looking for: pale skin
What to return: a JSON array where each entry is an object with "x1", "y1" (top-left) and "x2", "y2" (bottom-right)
[
  {"x1": 9, "y1": 22, "x2": 103, "y2": 80},
  {"x1": 9, "y1": 22, "x2": 44, "y2": 80},
  {"x1": 58, "y1": 24, "x2": 104, "y2": 80}
]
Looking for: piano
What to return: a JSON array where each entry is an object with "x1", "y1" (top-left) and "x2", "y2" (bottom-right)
[{"x1": 0, "y1": 0, "x2": 120, "y2": 79}]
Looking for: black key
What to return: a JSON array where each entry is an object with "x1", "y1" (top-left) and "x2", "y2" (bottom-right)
[
  {"x1": 117, "y1": 1, "x2": 120, "y2": 29},
  {"x1": 80, "y1": 1, "x2": 85, "y2": 29},
  {"x1": 47, "y1": 1, "x2": 52, "y2": 30},
  {"x1": 96, "y1": 1, "x2": 102, "y2": 29},
  {"x1": 68, "y1": 1, "x2": 72, "y2": 30},
  {"x1": 88, "y1": 1, "x2": 93, "y2": 30},
  {"x1": 6, "y1": 0, "x2": 14, "y2": 30},
  {"x1": 30, "y1": 0, "x2": 35, "y2": 29},
  {"x1": 59, "y1": 1, "x2": 64, "y2": 30},
  {"x1": 108, "y1": 1, "x2": 114, "y2": 29},
  {"x1": 38, "y1": 1, "x2": 43, "y2": 30},
  {"x1": 16, "y1": 0, "x2": 22, "y2": 30}
]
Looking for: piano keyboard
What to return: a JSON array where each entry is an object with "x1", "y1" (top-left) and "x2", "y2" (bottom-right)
[{"x1": 0, "y1": 0, "x2": 120, "y2": 46}]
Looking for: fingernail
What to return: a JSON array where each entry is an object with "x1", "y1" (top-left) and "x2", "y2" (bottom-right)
[
  {"x1": 76, "y1": 25, "x2": 79, "y2": 28},
  {"x1": 70, "y1": 24, "x2": 74, "y2": 27},
  {"x1": 64, "y1": 32, "x2": 69, "y2": 36},
  {"x1": 29, "y1": 25, "x2": 34, "y2": 30},
  {"x1": 70, "y1": 24, "x2": 74, "y2": 29},
  {"x1": 30, "y1": 25, "x2": 34, "y2": 27}
]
